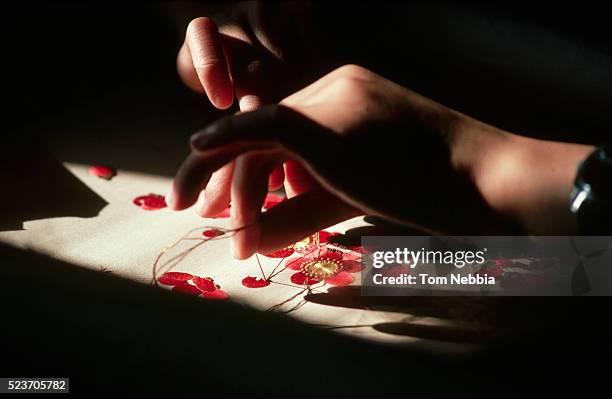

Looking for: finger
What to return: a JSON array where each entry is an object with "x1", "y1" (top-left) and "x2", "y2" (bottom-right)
[
  {"x1": 190, "y1": 105, "x2": 336, "y2": 158},
  {"x1": 283, "y1": 159, "x2": 318, "y2": 198},
  {"x1": 257, "y1": 190, "x2": 359, "y2": 255},
  {"x1": 230, "y1": 151, "x2": 282, "y2": 259},
  {"x1": 167, "y1": 143, "x2": 251, "y2": 210},
  {"x1": 185, "y1": 17, "x2": 234, "y2": 109},
  {"x1": 196, "y1": 162, "x2": 234, "y2": 217},
  {"x1": 233, "y1": 60, "x2": 266, "y2": 112},
  {"x1": 194, "y1": 75, "x2": 264, "y2": 219},
  {"x1": 176, "y1": 43, "x2": 205, "y2": 94},
  {"x1": 268, "y1": 165, "x2": 285, "y2": 191},
  {"x1": 218, "y1": 33, "x2": 268, "y2": 111}
]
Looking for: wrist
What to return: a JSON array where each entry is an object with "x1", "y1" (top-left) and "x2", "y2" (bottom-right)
[{"x1": 461, "y1": 121, "x2": 594, "y2": 234}]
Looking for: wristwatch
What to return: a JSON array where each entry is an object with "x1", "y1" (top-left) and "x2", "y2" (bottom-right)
[{"x1": 570, "y1": 142, "x2": 612, "y2": 234}]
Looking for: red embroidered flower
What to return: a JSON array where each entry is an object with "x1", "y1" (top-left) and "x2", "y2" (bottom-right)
[
  {"x1": 133, "y1": 194, "x2": 167, "y2": 210},
  {"x1": 293, "y1": 231, "x2": 341, "y2": 254},
  {"x1": 261, "y1": 230, "x2": 342, "y2": 259},
  {"x1": 285, "y1": 247, "x2": 362, "y2": 287},
  {"x1": 158, "y1": 272, "x2": 229, "y2": 300},
  {"x1": 89, "y1": 165, "x2": 116, "y2": 180},
  {"x1": 241, "y1": 276, "x2": 271, "y2": 288}
]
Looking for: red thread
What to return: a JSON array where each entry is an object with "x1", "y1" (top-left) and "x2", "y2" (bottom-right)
[
  {"x1": 133, "y1": 194, "x2": 167, "y2": 211},
  {"x1": 89, "y1": 165, "x2": 116, "y2": 180},
  {"x1": 242, "y1": 276, "x2": 271, "y2": 288}
]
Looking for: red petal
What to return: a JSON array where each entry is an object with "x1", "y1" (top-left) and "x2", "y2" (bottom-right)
[
  {"x1": 158, "y1": 272, "x2": 194, "y2": 286},
  {"x1": 318, "y1": 231, "x2": 340, "y2": 244},
  {"x1": 342, "y1": 260, "x2": 363, "y2": 273},
  {"x1": 325, "y1": 271, "x2": 354, "y2": 286},
  {"x1": 201, "y1": 289, "x2": 229, "y2": 300},
  {"x1": 285, "y1": 256, "x2": 309, "y2": 271},
  {"x1": 262, "y1": 193, "x2": 285, "y2": 210},
  {"x1": 242, "y1": 276, "x2": 271, "y2": 288},
  {"x1": 133, "y1": 194, "x2": 167, "y2": 211},
  {"x1": 262, "y1": 247, "x2": 295, "y2": 258},
  {"x1": 192, "y1": 276, "x2": 216, "y2": 292},
  {"x1": 295, "y1": 244, "x2": 320, "y2": 255},
  {"x1": 203, "y1": 229, "x2": 224, "y2": 238},
  {"x1": 89, "y1": 165, "x2": 116, "y2": 180},
  {"x1": 290, "y1": 272, "x2": 321, "y2": 286},
  {"x1": 172, "y1": 282, "x2": 201, "y2": 296}
]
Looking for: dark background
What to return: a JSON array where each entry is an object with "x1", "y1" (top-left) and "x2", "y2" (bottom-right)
[{"x1": 3, "y1": 2, "x2": 612, "y2": 143}]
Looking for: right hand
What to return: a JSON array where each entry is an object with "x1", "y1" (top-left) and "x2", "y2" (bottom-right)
[
  {"x1": 176, "y1": 2, "x2": 318, "y2": 221},
  {"x1": 176, "y1": 1, "x2": 315, "y2": 111}
]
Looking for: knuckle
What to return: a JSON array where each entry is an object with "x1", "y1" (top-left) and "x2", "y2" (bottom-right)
[
  {"x1": 334, "y1": 74, "x2": 368, "y2": 97},
  {"x1": 336, "y1": 64, "x2": 370, "y2": 79}
]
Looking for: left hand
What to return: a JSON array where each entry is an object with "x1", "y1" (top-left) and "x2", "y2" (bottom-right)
[
  {"x1": 166, "y1": 64, "x2": 593, "y2": 259},
  {"x1": 166, "y1": 65, "x2": 500, "y2": 258}
]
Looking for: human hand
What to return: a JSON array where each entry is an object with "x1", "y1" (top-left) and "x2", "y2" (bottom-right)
[
  {"x1": 177, "y1": 1, "x2": 315, "y2": 110},
  {"x1": 176, "y1": 2, "x2": 323, "y2": 228},
  {"x1": 167, "y1": 64, "x2": 523, "y2": 258}
]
